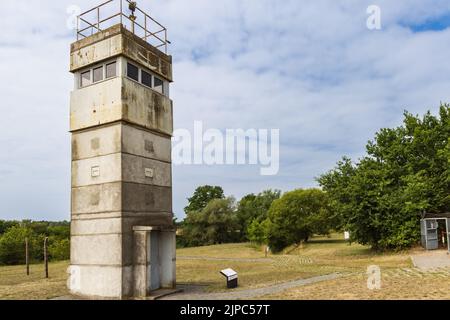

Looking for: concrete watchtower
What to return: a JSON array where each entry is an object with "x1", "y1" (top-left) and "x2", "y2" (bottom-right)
[{"x1": 68, "y1": 1, "x2": 176, "y2": 299}]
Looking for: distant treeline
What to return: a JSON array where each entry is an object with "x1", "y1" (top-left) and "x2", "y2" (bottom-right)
[
  {"x1": 0, "y1": 220, "x2": 70, "y2": 265},
  {"x1": 179, "y1": 105, "x2": 450, "y2": 252}
]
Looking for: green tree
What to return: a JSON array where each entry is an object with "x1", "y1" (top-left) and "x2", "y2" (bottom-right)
[
  {"x1": 0, "y1": 220, "x2": 19, "y2": 236},
  {"x1": 0, "y1": 220, "x2": 71, "y2": 265},
  {"x1": 184, "y1": 185, "x2": 225, "y2": 214},
  {"x1": 237, "y1": 189, "x2": 281, "y2": 241},
  {"x1": 0, "y1": 226, "x2": 33, "y2": 265},
  {"x1": 247, "y1": 219, "x2": 271, "y2": 244},
  {"x1": 264, "y1": 189, "x2": 331, "y2": 252},
  {"x1": 182, "y1": 197, "x2": 239, "y2": 247},
  {"x1": 318, "y1": 104, "x2": 450, "y2": 250},
  {"x1": 48, "y1": 238, "x2": 70, "y2": 261},
  {"x1": 47, "y1": 224, "x2": 70, "y2": 240}
]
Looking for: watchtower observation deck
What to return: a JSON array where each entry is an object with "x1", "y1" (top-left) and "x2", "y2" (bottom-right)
[{"x1": 76, "y1": 0, "x2": 170, "y2": 54}]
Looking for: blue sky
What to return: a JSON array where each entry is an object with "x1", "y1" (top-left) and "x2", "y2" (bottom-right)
[
  {"x1": 407, "y1": 13, "x2": 450, "y2": 32},
  {"x1": 1, "y1": 0, "x2": 450, "y2": 221}
]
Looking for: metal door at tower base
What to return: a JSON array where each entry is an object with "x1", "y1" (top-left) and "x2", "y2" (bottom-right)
[{"x1": 150, "y1": 231, "x2": 161, "y2": 291}]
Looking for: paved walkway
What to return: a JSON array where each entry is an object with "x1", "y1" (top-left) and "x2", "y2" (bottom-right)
[
  {"x1": 161, "y1": 273, "x2": 346, "y2": 300},
  {"x1": 411, "y1": 250, "x2": 450, "y2": 270}
]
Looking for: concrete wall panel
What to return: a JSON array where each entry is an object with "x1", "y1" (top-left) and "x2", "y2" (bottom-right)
[
  {"x1": 71, "y1": 234, "x2": 122, "y2": 265},
  {"x1": 122, "y1": 154, "x2": 172, "y2": 187},
  {"x1": 72, "y1": 153, "x2": 121, "y2": 187},
  {"x1": 122, "y1": 78, "x2": 173, "y2": 135},
  {"x1": 70, "y1": 34, "x2": 123, "y2": 72},
  {"x1": 70, "y1": 78, "x2": 123, "y2": 132},
  {"x1": 72, "y1": 125, "x2": 122, "y2": 160},
  {"x1": 71, "y1": 217, "x2": 122, "y2": 236},
  {"x1": 69, "y1": 265, "x2": 123, "y2": 298},
  {"x1": 122, "y1": 124, "x2": 172, "y2": 162},
  {"x1": 71, "y1": 182, "x2": 122, "y2": 214},
  {"x1": 71, "y1": 24, "x2": 172, "y2": 81},
  {"x1": 122, "y1": 183, "x2": 172, "y2": 213}
]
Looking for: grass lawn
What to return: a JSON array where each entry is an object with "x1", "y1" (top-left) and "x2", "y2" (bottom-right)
[
  {"x1": 1, "y1": 234, "x2": 448, "y2": 300},
  {"x1": 176, "y1": 235, "x2": 417, "y2": 294},
  {"x1": 0, "y1": 261, "x2": 69, "y2": 300}
]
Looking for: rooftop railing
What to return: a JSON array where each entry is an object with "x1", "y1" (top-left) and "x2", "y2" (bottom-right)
[{"x1": 77, "y1": 0, "x2": 170, "y2": 54}]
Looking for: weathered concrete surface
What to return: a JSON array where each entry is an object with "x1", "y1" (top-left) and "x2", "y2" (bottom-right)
[
  {"x1": 71, "y1": 154, "x2": 172, "y2": 187},
  {"x1": 121, "y1": 124, "x2": 172, "y2": 162},
  {"x1": 72, "y1": 123, "x2": 172, "y2": 162},
  {"x1": 121, "y1": 78, "x2": 173, "y2": 135},
  {"x1": 69, "y1": 22, "x2": 175, "y2": 299},
  {"x1": 71, "y1": 24, "x2": 172, "y2": 82},
  {"x1": 71, "y1": 182, "x2": 122, "y2": 215},
  {"x1": 72, "y1": 184, "x2": 172, "y2": 215},
  {"x1": 72, "y1": 124, "x2": 122, "y2": 160},
  {"x1": 69, "y1": 265, "x2": 133, "y2": 298},
  {"x1": 71, "y1": 217, "x2": 122, "y2": 236},
  {"x1": 122, "y1": 183, "x2": 172, "y2": 212},
  {"x1": 71, "y1": 233, "x2": 123, "y2": 265}
]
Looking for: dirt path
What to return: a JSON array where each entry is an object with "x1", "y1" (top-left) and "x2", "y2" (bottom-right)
[
  {"x1": 161, "y1": 273, "x2": 347, "y2": 300},
  {"x1": 411, "y1": 250, "x2": 450, "y2": 270},
  {"x1": 178, "y1": 256, "x2": 273, "y2": 262}
]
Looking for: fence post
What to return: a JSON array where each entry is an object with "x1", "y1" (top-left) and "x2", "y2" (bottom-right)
[
  {"x1": 44, "y1": 237, "x2": 49, "y2": 279},
  {"x1": 25, "y1": 238, "x2": 29, "y2": 276}
]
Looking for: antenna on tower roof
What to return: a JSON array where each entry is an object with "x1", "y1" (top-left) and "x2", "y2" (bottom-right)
[
  {"x1": 128, "y1": 1, "x2": 137, "y2": 33},
  {"x1": 129, "y1": 1, "x2": 137, "y2": 12}
]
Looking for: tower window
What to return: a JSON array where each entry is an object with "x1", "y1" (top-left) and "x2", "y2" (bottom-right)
[
  {"x1": 93, "y1": 66, "x2": 104, "y2": 83},
  {"x1": 154, "y1": 76, "x2": 164, "y2": 94},
  {"x1": 106, "y1": 62, "x2": 116, "y2": 78},
  {"x1": 81, "y1": 71, "x2": 91, "y2": 87},
  {"x1": 141, "y1": 70, "x2": 152, "y2": 88},
  {"x1": 127, "y1": 63, "x2": 139, "y2": 82}
]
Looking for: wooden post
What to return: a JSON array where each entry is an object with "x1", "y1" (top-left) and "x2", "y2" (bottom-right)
[
  {"x1": 25, "y1": 238, "x2": 29, "y2": 276},
  {"x1": 44, "y1": 237, "x2": 49, "y2": 279}
]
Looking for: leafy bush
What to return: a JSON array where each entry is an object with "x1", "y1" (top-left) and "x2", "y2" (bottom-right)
[
  {"x1": 237, "y1": 190, "x2": 281, "y2": 241},
  {"x1": 247, "y1": 219, "x2": 270, "y2": 245},
  {"x1": 264, "y1": 189, "x2": 332, "y2": 252},
  {"x1": 48, "y1": 238, "x2": 70, "y2": 261},
  {"x1": 182, "y1": 197, "x2": 239, "y2": 247},
  {"x1": 0, "y1": 226, "x2": 33, "y2": 265}
]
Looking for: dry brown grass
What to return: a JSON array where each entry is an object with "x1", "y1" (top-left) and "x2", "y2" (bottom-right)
[
  {"x1": 1, "y1": 235, "x2": 448, "y2": 300},
  {"x1": 262, "y1": 273, "x2": 450, "y2": 300},
  {"x1": 0, "y1": 261, "x2": 69, "y2": 300},
  {"x1": 176, "y1": 236, "x2": 415, "y2": 293}
]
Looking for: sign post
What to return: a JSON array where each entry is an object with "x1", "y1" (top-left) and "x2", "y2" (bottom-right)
[{"x1": 220, "y1": 268, "x2": 238, "y2": 289}]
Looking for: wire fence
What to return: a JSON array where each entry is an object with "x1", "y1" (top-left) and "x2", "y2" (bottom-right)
[{"x1": 0, "y1": 237, "x2": 63, "y2": 280}]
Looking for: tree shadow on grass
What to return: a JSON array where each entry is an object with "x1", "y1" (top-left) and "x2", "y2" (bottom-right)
[{"x1": 308, "y1": 239, "x2": 348, "y2": 245}]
